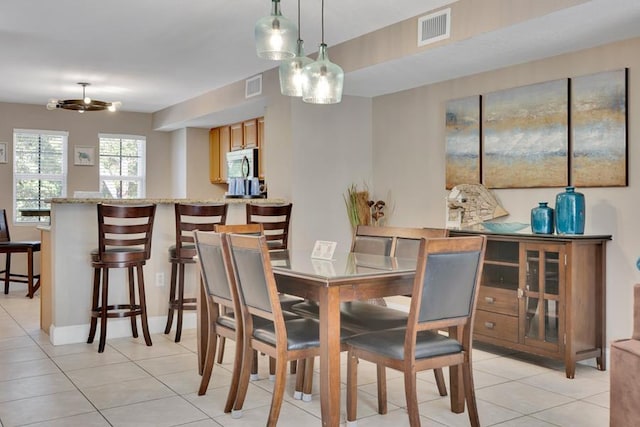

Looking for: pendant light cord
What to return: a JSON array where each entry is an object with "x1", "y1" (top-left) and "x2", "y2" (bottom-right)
[
  {"x1": 297, "y1": 0, "x2": 301, "y2": 40},
  {"x1": 321, "y1": 0, "x2": 325, "y2": 43}
]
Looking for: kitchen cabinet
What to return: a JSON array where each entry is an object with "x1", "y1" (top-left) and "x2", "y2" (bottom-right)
[
  {"x1": 209, "y1": 126, "x2": 230, "y2": 184},
  {"x1": 450, "y1": 229, "x2": 611, "y2": 378},
  {"x1": 243, "y1": 119, "x2": 258, "y2": 149},
  {"x1": 230, "y1": 122, "x2": 243, "y2": 151},
  {"x1": 257, "y1": 117, "x2": 264, "y2": 179}
]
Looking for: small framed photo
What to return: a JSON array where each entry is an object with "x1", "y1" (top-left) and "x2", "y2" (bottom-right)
[
  {"x1": 0, "y1": 142, "x2": 7, "y2": 163},
  {"x1": 311, "y1": 240, "x2": 337, "y2": 260},
  {"x1": 74, "y1": 146, "x2": 95, "y2": 166}
]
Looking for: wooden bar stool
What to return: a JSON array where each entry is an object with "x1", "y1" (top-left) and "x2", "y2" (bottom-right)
[
  {"x1": 165, "y1": 203, "x2": 227, "y2": 342},
  {"x1": 87, "y1": 204, "x2": 156, "y2": 353},
  {"x1": 0, "y1": 209, "x2": 41, "y2": 298},
  {"x1": 245, "y1": 203, "x2": 292, "y2": 250}
]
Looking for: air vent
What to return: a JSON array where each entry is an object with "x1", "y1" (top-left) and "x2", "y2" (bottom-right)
[
  {"x1": 245, "y1": 74, "x2": 262, "y2": 98},
  {"x1": 417, "y1": 8, "x2": 451, "y2": 47}
]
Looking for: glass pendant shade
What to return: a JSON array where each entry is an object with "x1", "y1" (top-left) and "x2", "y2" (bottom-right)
[
  {"x1": 279, "y1": 39, "x2": 313, "y2": 96},
  {"x1": 254, "y1": 0, "x2": 297, "y2": 60},
  {"x1": 301, "y1": 44, "x2": 344, "y2": 104}
]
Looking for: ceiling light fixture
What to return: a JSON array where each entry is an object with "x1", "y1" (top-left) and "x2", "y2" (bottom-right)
[
  {"x1": 301, "y1": 0, "x2": 343, "y2": 104},
  {"x1": 46, "y1": 82, "x2": 120, "y2": 113},
  {"x1": 255, "y1": 0, "x2": 297, "y2": 60},
  {"x1": 278, "y1": 0, "x2": 312, "y2": 97}
]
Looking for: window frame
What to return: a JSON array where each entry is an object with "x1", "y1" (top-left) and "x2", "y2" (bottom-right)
[
  {"x1": 12, "y1": 129, "x2": 68, "y2": 225},
  {"x1": 98, "y1": 133, "x2": 146, "y2": 199}
]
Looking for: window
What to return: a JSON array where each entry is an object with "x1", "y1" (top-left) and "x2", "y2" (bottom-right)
[
  {"x1": 99, "y1": 134, "x2": 146, "y2": 198},
  {"x1": 13, "y1": 129, "x2": 68, "y2": 223}
]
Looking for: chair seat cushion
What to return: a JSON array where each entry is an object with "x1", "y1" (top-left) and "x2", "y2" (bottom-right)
[
  {"x1": 0, "y1": 241, "x2": 41, "y2": 251},
  {"x1": 168, "y1": 244, "x2": 196, "y2": 260},
  {"x1": 91, "y1": 248, "x2": 147, "y2": 266},
  {"x1": 290, "y1": 300, "x2": 408, "y2": 332},
  {"x1": 216, "y1": 310, "x2": 299, "y2": 330},
  {"x1": 345, "y1": 328, "x2": 462, "y2": 360},
  {"x1": 278, "y1": 294, "x2": 304, "y2": 311},
  {"x1": 253, "y1": 318, "x2": 354, "y2": 351}
]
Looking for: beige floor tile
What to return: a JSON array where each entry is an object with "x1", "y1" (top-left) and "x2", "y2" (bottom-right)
[
  {"x1": 157, "y1": 363, "x2": 234, "y2": 395},
  {"x1": 108, "y1": 334, "x2": 191, "y2": 360},
  {"x1": 419, "y1": 397, "x2": 522, "y2": 427},
  {"x1": 83, "y1": 376, "x2": 177, "y2": 409},
  {"x1": 211, "y1": 399, "x2": 319, "y2": 427},
  {"x1": 185, "y1": 382, "x2": 275, "y2": 418},
  {"x1": 476, "y1": 381, "x2": 574, "y2": 415},
  {"x1": 52, "y1": 348, "x2": 129, "y2": 371},
  {"x1": 520, "y1": 370, "x2": 610, "y2": 399},
  {"x1": 0, "y1": 389, "x2": 95, "y2": 426},
  {"x1": 491, "y1": 415, "x2": 558, "y2": 426},
  {"x1": 0, "y1": 357, "x2": 60, "y2": 382},
  {"x1": 39, "y1": 341, "x2": 102, "y2": 357},
  {"x1": 66, "y1": 361, "x2": 150, "y2": 389},
  {"x1": 0, "y1": 372, "x2": 75, "y2": 403},
  {"x1": 474, "y1": 355, "x2": 553, "y2": 380},
  {"x1": 101, "y1": 395, "x2": 208, "y2": 426},
  {"x1": 25, "y1": 412, "x2": 112, "y2": 427},
  {"x1": 0, "y1": 345, "x2": 48, "y2": 364},
  {"x1": 0, "y1": 336, "x2": 38, "y2": 351},
  {"x1": 180, "y1": 420, "x2": 222, "y2": 427},
  {"x1": 352, "y1": 408, "x2": 448, "y2": 427},
  {"x1": 136, "y1": 352, "x2": 199, "y2": 376},
  {"x1": 359, "y1": 375, "x2": 442, "y2": 408},
  {"x1": 582, "y1": 390, "x2": 609, "y2": 409},
  {"x1": 532, "y1": 400, "x2": 609, "y2": 426}
]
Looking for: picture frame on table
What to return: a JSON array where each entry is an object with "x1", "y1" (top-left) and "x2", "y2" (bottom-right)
[
  {"x1": 0, "y1": 142, "x2": 7, "y2": 163},
  {"x1": 74, "y1": 146, "x2": 95, "y2": 166}
]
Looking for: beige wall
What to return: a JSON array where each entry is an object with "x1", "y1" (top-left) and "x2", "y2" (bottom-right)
[{"x1": 372, "y1": 37, "x2": 640, "y2": 343}]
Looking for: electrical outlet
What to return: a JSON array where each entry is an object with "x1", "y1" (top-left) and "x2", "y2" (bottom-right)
[{"x1": 155, "y1": 272, "x2": 165, "y2": 287}]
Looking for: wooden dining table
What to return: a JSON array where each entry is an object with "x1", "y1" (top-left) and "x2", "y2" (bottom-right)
[
  {"x1": 197, "y1": 249, "x2": 466, "y2": 426},
  {"x1": 271, "y1": 250, "x2": 468, "y2": 427}
]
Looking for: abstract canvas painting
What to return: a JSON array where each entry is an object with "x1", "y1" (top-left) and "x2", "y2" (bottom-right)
[
  {"x1": 483, "y1": 79, "x2": 569, "y2": 188},
  {"x1": 445, "y1": 95, "x2": 481, "y2": 189},
  {"x1": 571, "y1": 68, "x2": 627, "y2": 187}
]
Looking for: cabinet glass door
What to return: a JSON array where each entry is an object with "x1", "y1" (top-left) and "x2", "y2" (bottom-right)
[{"x1": 521, "y1": 244, "x2": 563, "y2": 351}]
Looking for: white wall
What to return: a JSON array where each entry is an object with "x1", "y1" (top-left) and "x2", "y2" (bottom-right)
[{"x1": 372, "y1": 37, "x2": 640, "y2": 343}]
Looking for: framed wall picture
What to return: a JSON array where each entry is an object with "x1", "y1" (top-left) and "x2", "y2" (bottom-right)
[
  {"x1": 0, "y1": 142, "x2": 7, "y2": 163},
  {"x1": 445, "y1": 95, "x2": 481, "y2": 189},
  {"x1": 571, "y1": 68, "x2": 628, "y2": 187},
  {"x1": 483, "y1": 79, "x2": 569, "y2": 188},
  {"x1": 74, "y1": 146, "x2": 95, "y2": 166}
]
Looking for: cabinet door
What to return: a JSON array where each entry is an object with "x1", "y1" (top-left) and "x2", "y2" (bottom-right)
[
  {"x1": 219, "y1": 126, "x2": 230, "y2": 182},
  {"x1": 519, "y1": 242, "x2": 564, "y2": 353},
  {"x1": 243, "y1": 119, "x2": 258, "y2": 149},
  {"x1": 257, "y1": 117, "x2": 264, "y2": 178},
  {"x1": 230, "y1": 122, "x2": 243, "y2": 151},
  {"x1": 209, "y1": 127, "x2": 231, "y2": 184}
]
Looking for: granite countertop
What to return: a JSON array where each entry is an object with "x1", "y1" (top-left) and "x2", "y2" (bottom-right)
[{"x1": 49, "y1": 197, "x2": 287, "y2": 205}]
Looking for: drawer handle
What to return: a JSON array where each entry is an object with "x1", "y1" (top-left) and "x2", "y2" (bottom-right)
[
  {"x1": 484, "y1": 321, "x2": 495, "y2": 330},
  {"x1": 484, "y1": 296, "x2": 495, "y2": 304}
]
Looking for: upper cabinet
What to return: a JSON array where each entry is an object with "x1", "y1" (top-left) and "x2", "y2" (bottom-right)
[{"x1": 210, "y1": 116, "x2": 264, "y2": 184}]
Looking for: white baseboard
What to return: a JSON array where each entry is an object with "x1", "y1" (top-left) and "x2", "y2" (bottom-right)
[{"x1": 49, "y1": 313, "x2": 197, "y2": 345}]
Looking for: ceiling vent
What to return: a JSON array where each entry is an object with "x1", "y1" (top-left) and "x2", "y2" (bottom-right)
[
  {"x1": 245, "y1": 74, "x2": 262, "y2": 98},
  {"x1": 417, "y1": 8, "x2": 451, "y2": 47}
]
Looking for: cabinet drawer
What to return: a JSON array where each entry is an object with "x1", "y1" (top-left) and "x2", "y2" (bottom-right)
[
  {"x1": 474, "y1": 310, "x2": 518, "y2": 343},
  {"x1": 477, "y1": 286, "x2": 518, "y2": 316}
]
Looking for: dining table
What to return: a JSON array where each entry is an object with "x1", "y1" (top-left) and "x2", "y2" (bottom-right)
[{"x1": 270, "y1": 249, "x2": 465, "y2": 427}]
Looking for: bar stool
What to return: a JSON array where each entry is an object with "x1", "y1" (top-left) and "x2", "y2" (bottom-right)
[
  {"x1": 245, "y1": 203, "x2": 292, "y2": 250},
  {"x1": 165, "y1": 203, "x2": 228, "y2": 342},
  {"x1": 87, "y1": 204, "x2": 156, "y2": 353},
  {"x1": 0, "y1": 209, "x2": 41, "y2": 298}
]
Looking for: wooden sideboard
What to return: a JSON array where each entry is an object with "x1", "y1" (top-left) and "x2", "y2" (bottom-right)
[{"x1": 450, "y1": 229, "x2": 611, "y2": 378}]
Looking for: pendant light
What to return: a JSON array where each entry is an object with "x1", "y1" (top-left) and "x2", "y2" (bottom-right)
[
  {"x1": 255, "y1": 0, "x2": 297, "y2": 60},
  {"x1": 278, "y1": 0, "x2": 312, "y2": 96},
  {"x1": 301, "y1": 0, "x2": 343, "y2": 104}
]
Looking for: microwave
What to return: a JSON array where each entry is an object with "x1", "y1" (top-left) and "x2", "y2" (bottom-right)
[{"x1": 226, "y1": 148, "x2": 259, "y2": 181}]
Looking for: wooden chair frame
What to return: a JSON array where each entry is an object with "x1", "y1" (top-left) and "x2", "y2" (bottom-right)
[
  {"x1": 0, "y1": 208, "x2": 41, "y2": 298},
  {"x1": 245, "y1": 203, "x2": 292, "y2": 250}
]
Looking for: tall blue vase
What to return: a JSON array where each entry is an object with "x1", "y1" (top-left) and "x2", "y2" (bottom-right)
[
  {"x1": 555, "y1": 186, "x2": 585, "y2": 235},
  {"x1": 531, "y1": 202, "x2": 554, "y2": 234}
]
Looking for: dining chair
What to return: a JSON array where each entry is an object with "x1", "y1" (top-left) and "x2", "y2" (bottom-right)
[
  {"x1": 225, "y1": 233, "x2": 352, "y2": 424},
  {"x1": 165, "y1": 203, "x2": 228, "y2": 343},
  {"x1": 345, "y1": 235, "x2": 487, "y2": 427},
  {"x1": 245, "y1": 203, "x2": 292, "y2": 250},
  {"x1": 193, "y1": 230, "x2": 243, "y2": 411},
  {"x1": 87, "y1": 204, "x2": 156, "y2": 353},
  {"x1": 0, "y1": 208, "x2": 41, "y2": 298}
]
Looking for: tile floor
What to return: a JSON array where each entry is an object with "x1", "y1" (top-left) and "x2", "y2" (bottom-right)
[{"x1": 0, "y1": 287, "x2": 610, "y2": 426}]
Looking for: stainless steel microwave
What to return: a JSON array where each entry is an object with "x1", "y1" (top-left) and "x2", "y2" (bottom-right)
[{"x1": 226, "y1": 148, "x2": 259, "y2": 181}]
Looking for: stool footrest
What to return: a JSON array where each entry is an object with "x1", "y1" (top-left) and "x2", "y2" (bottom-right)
[{"x1": 91, "y1": 304, "x2": 143, "y2": 318}]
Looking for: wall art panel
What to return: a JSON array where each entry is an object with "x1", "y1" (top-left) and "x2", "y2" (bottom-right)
[{"x1": 445, "y1": 95, "x2": 481, "y2": 190}]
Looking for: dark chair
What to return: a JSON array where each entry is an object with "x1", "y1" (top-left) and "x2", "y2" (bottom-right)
[
  {"x1": 0, "y1": 209, "x2": 41, "y2": 298},
  {"x1": 165, "y1": 203, "x2": 228, "y2": 342},
  {"x1": 245, "y1": 203, "x2": 292, "y2": 250},
  {"x1": 87, "y1": 204, "x2": 156, "y2": 353},
  {"x1": 225, "y1": 233, "x2": 351, "y2": 424},
  {"x1": 345, "y1": 235, "x2": 486, "y2": 427}
]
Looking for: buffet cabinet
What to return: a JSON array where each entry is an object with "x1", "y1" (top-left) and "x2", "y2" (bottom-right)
[{"x1": 450, "y1": 230, "x2": 611, "y2": 378}]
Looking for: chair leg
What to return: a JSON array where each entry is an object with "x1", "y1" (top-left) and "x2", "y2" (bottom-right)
[
  {"x1": 302, "y1": 357, "x2": 314, "y2": 401},
  {"x1": 269, "y1": 356, "x2": 276, "y2": 379},
  {"x1": 175, "y1": 262, "x2": 186, "y2": 342},
  {"x1": 217, "y1": 337, "x2": 226, "y2": 364},
  {"x1": 251, "y1": 350, "x2": 258, "y2": 378},
  {"x1": 4, "y1": 253, "x2": 10, "y2": 294},
  {"x1": 136, "y1": 265, "x2": 152, "y2": 347},
  {"x1": 26, "y1": 249, "x2": 34, "y2": 298},
  {"x1": 376, "y1": 364, "x2": 387, "y2": 414},
  {"x1": 232, "y1": 336, "x2": 255, "y2": 416},
  {"x1": 164, "y1": 261, "x2": 177, "y2": 334},
  {"x1": 434, "y1": 368, "x2": 448, "y2": 396},
  {"x1": 267, "y1": 355, "x2": 288, "y2": 426},
  {"x1": 294, "y1": 359, "x2": 306, "y2": 399},
  {"x1": 462, "y1": 361, "x2": 480, "y2": 427},
  {"x1": 198, "y1": 327, "x2": 218, "y2": 395},
  {"x1": 98, "y1": 268, "x2": 109, "y2": 353},
  {"x1": 290, "y1": 359, "x2": 297, "y2": 374},
  {"x1": 404, "y1": 370, "x2": 420, "y2": 427},
  {"x1": 346, "y1": 351, "x2": 358, "y2": 424},
  {"x1": 87, "y1": 268, "x2": 101, "y2": 344},
  {"x1": 224, "y1": 331, "x2": 245, "y2": 413},
  {"x1": 128, "y1": 267, "x2": 138, "y2": 338}
]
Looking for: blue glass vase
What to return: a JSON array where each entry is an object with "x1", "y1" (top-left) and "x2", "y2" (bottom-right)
[
  {"x1": 555, "y1": 186, "x2": 585, "y2": 235},
  {"x1": 531, "y1": 202, "x2": 554, "y2": 234}
]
